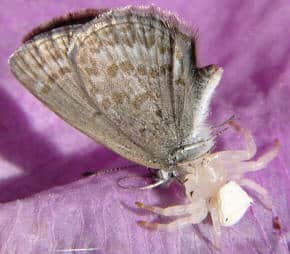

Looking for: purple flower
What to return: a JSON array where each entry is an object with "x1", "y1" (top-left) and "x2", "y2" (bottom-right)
[{"x1": 0, "y1": 1, "x2": 289, "y2": 253}]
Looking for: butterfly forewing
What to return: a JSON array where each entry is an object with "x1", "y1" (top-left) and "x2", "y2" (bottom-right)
[
  {"x1": 9, "y1": 6, "x2": 217, "y2": 169},
  {"x1": 9, "y1": 26, "x2": 96, "y2": 122},
  {"x1": 9, "y1": 23, "x2": 161, "y2": 168}
]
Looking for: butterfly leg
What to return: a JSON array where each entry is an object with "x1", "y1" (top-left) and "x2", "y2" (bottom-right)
[
  {"x1": 138, "y1": 212, "x2": 207, "y2": 230},
  {"x1": 238, "y1": 178, "x2": 272, "y2": 210}
]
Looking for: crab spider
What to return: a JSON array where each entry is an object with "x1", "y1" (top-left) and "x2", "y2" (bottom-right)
[{"x1": 136, "y1": 120, "x2": 280, "y2": 241}]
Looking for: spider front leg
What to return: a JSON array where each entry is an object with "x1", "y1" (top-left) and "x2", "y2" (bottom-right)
[
  {"x1": 138, "y1": 210, "x2": 208, "y2": 230},
  {"x1": 227, "y1": 139, "x2": 279, "y2": 209},
  {"x1": 136, "y1": 199, "x2": 208, "y2": 230},
  {"x1": 233, "y1": 139, "x2": 280, "y2": 175},
  {"x1": 230, "y1": 140, "x2": 280, "y2": 178},
  {"x1": 135, "y1": 201, "x2": 205, "y2": 216},
  {"x1": 213, "y1": 120, "x2": 257, "y2": 162}
]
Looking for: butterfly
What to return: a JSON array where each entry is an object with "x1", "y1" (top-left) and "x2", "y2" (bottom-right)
[{"x1": 9, "y1": 6, "x2": 279, "y2": 244}]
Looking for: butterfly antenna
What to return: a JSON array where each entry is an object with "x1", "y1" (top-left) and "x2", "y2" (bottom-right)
[
  {"x1": 85, "y1": 165, "x2": 160, "y2": 190},
  {"x1": 82, "y1": 164, "x2": 138, "y2": 177},
  {"x1": 211, "y1": 126, "x2": 229, "y2": 139}
]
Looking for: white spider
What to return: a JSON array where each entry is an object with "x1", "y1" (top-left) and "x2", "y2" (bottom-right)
[{"x1": 136, "y1": 120, "x2": 280, "y2": 244}]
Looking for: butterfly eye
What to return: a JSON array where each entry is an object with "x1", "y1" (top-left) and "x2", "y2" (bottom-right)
[
  {"x1": 168, "y1": 146, "x2": 188, "y2": 164},
  {"x1": 168, "y1": 171, "x2": 178, "y2": 178},
  {"x1": 168, "y1": 153, "x2": 178, "y2": 165}
]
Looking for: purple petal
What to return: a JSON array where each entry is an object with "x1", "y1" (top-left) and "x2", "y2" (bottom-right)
[{"x1": 0, "y1": 0, "x2": 290, "y2": 253}]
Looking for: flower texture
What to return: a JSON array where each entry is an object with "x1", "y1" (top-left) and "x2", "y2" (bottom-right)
[{"x1": 0, "y1": 0, "x2": 289, "y2": 253}]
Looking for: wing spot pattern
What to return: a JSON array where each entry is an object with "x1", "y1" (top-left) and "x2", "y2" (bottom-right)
[
  {"x1": 107, "y1": 63, "x2": 119, "y2": 78},
  {"x1": 119, "y1": 61, "x2": 134, "y2": 73}
]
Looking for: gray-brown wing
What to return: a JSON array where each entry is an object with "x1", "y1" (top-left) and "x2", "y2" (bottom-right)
[
  {"x1": 69, "y1": 7, "x2": 218, "y2": 164},
  {"x1": 9, "y1": 6, "x2": 219, "y2": 169},
  {"x1": 9, "y1": 24, "x2": 164, "y2": 169}
]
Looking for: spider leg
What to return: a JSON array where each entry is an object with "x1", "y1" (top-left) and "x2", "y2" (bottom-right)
[
  {"x1": 135, "y1": 200, "x2": 205, "y2": 217},
  {"x1": 209, "y1": 204, "x2": 222, "y2": 249},
  {"x1": 137, "y1": 211, "x2": 207, "y2": 230},
  {"x1": 231, "y1": 139, "x2": 280, "y2": 176},
  {"x1": 212, "y1": 120, "x2": 257, "y2": 162},
  {"x1": 238, "y1": 178, "x2": 272, "y2": 210},
  {"x1": 228, "y1": 120, "x2": 257, "y2": 157},
  {"x1": 136, "y1": 198, "x2": 208, "y2": 230}
]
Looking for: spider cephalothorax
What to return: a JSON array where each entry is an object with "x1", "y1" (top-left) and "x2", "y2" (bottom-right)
[{"x1": 136, "y1": 120, "x2": 280, "y2": 244}]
